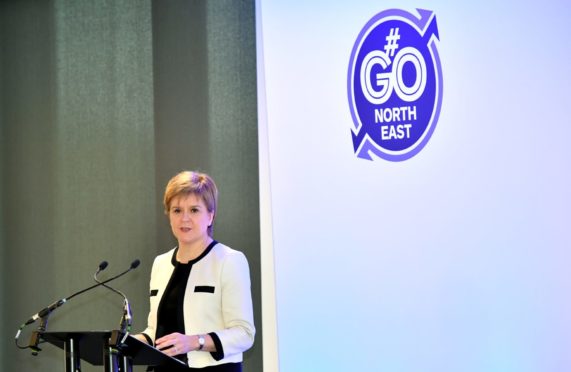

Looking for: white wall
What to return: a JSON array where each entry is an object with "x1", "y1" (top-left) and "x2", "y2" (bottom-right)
[{"x1": 258, "y1": 1, "x2": 571, "y2": 371}]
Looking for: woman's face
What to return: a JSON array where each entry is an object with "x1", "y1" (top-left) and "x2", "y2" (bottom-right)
[{"x1": 168, "y1": 193, "x2": 214, "y2": 247}]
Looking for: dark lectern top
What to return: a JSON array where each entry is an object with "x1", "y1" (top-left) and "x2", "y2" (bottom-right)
[{"x1": 40, "y1": 331, "x2": 186, "y2": 367}]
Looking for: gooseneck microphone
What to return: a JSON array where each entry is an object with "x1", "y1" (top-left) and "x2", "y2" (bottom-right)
[
  {"x1": 15, "y1": 259, "x2": 141, "y2": 349},
  {"x1": 94, "y1": 259, "x2": 140, "y2": 333}
]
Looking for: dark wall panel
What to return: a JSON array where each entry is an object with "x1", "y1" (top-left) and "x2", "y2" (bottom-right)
[
  {"x1": 1, "y1": 1, "x2": 261, "y2": 371},
  {"x1": 151, "y1": 1, "x2": 262, "y2": 371},
  {"x1": 1, "y1": 1, "x2": 59, "y2": 369},
  {"x1": 205, "y1": 2, "x2": 262, "y2": 371}
]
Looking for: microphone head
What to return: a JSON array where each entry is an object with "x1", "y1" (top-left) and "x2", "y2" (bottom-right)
[
  {"x1": 130, "y1": 259, "x2": 141, "y2": 269},
  {"x1": 99, "y1": 261, "x2": 109, "y2": 271}
]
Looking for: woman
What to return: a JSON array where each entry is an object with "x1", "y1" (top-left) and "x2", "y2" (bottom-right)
[{"x1": 137, "y1": 171, "x2": 255, "y2": 371}]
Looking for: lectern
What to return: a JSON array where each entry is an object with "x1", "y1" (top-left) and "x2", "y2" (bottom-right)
[{"x1": 32, "y1": 330, "x2": 186, "y2": 372}]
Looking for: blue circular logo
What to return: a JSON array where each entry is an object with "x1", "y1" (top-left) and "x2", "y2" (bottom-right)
[{"x1": 348, "y1": 9, "x2": 443, "y2": 161}]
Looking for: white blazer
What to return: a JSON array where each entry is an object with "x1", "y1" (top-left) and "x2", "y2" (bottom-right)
[{"x1": 141, "y1": 242, "x2": 255, "y2": 368}]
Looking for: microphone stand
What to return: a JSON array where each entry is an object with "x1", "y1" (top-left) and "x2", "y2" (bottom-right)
[
  {"x1": 28, "y1": 316, "x2": 49, "y2": 355},
  {"x1": 94, "y1": 260, "x2": 140, "y2": 372},
  {"x1": 94, "y1": 262, "x2": 138, "y2": 334},
  {"x1": 15, "y1": 259, "x2": 140, "y2": 355}
]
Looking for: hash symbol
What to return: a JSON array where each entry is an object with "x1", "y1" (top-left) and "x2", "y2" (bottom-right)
[{"x1": 384, "y1": 28, "x2": 400, "y2": 58}]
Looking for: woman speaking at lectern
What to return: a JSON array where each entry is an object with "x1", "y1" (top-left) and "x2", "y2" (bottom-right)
[{"x1": 136, "y1": 171, "x2": 255, "y2": 371}]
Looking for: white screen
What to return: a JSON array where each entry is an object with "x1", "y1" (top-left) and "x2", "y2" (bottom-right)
[{"x1": 257, "y1": 1, "x2": 571, "y2": 371}]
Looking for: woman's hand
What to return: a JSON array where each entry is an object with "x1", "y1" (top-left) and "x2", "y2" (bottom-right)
[
  {"x1": 155, "y1": 332, "x2": 189, "y2": 356},
  {"x1": 155, "y1": 332, "x2": 208, "y2": 356}
]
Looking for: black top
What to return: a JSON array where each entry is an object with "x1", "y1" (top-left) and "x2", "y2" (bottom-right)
[
  {"x1": 157, "y1": 260, "x2": 191, "y2": 343},
  {"x1": 154, "y1": 241, "x2": 242, "y2": 372}
]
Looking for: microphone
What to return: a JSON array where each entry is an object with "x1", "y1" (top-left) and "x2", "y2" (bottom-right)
[
  {"x1": 98, "y1": 260, "x2": 109, "y2": 272},
  {"x1": 15, "y1": 259, "x2": 141, "y2": 343},
  {"x1": 94, "y1": 259, "x2": 140, "y2": 332}
]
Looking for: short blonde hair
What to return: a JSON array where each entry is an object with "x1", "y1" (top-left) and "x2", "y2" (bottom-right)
[{"x1": 163, "y1": 171, "x2": 218, "y2": 237}]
